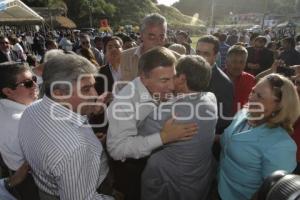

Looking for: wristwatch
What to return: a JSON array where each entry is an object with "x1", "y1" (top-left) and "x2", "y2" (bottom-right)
[{"x1": 3, "y1": 178, "x2": 14, "y2": 193}]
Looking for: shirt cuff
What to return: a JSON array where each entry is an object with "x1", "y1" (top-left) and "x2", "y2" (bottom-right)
[{"x1": 146, "y1": 133, "x2": 163, "y2": 151}]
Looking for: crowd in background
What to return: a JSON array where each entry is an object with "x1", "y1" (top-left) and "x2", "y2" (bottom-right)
[{"x1": 0, "y1": 12, "x2": 300, "y2": 200}]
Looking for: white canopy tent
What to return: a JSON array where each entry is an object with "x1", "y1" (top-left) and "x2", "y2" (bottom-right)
[{"x1": 0, "y1": 0, "x2": 44, "y2": 24}]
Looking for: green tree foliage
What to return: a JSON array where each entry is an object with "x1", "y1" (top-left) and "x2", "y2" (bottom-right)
[
  {"x1": 174, "y1": 0, "x2": 298, "y2": 20},
  {"x1": 21, "y1": 0, "x2": 204, "y2": 28},
  {"x1": 109, "y1": 0, "x2": 159, "y2": 25},
  {"x1": 63, "y1": 0, "x2": 115, "y2": 27},
  {"x1": 22, "y1": 0, "x2": 48, "y2": 7}
]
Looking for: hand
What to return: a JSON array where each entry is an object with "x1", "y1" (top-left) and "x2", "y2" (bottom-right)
[
  {"x1": 95, "y1": 132, "x2": 107, "y2": 144},
  {"x1": 160, "y1": 118, "x2": 198, "y2": 144},
  {"x1": 93, "y1": 92, "x2": 113, "y2": 114},
  {"x1": 271, "y1": 59, "x2": 285, "y2": 72},
  {"x1": 98, "y1": 92, "x2": 114, "y2": 105},
  {"x1": 9, "y1": 162, "x2": 30, "y2": 187}
]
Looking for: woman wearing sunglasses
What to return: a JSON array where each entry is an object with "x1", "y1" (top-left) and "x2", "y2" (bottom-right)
[
  {"x1": 218, "y1": 73, "x2": 300, "y2": 200},
  {"x1": 0, "y1": 61, "x2": 39, "y2": 199}
]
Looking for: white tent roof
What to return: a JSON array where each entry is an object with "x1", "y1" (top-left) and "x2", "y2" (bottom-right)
[{"x1": 0, "y1": 0, "x2": 44, "y2": 23}]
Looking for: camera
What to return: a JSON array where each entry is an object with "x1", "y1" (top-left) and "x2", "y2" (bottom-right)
[{"x1": 256, "y1": 170, "x2": 300, "y2": 200}]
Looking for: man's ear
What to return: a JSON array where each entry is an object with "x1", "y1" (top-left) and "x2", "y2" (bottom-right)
[
  {"x1": 178, "y1": 74, "x2": 186, "y2": 83},
  {"x1": 140, "y1": 72, "x2": 149, "y2": 85},
  {"x1": 1, "y1": 87, "x2": 14, "y2": 98}
]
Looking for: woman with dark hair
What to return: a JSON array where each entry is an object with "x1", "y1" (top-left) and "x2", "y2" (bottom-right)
[
  {"x1": 95, "y1": 36, "x2": 123, "y2": 95},
  {"x1": 91, "y1": 36, "x2": 123, "y2": 135}
]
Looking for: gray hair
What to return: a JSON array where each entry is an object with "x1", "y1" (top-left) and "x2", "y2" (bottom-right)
[
  {"x1": 140, "y1": 13, "x2": 167, "y2": 33},
  {"x1": 43, "y1": 49, "x2": 64, "y2": 63},
  {"x1": 168, "y1": 43, "x2": 186, "y2": 55},
  {"x1": 176, "y1": 55, "x2": 212, "y2": 92},
  {"x1": 42, "y1": 53, "x2": 97, "y2": 97}
]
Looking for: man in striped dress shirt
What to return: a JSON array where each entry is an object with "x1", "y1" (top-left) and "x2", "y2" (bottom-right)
[{"x1": 18, "y1": 51, "x2": 113, "y2": 200}]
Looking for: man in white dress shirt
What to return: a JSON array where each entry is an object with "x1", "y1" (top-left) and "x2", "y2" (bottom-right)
[{"x1": 107, "y1": 47, "x2": 198, "y2": 200}]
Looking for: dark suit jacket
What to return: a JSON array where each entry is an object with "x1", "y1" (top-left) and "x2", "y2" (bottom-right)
[
  {"x1": 207, "y1": 65, "x2": 234, "y2": 135},
  {"x1": 90, "y1": 64, "x2": 114, "y2": 134},
  {"x1": 279, "y1": 49, "x2": 300, "y2": 66},
  {"x1": 95, "y1": 64, "x2": 114, "y2": 95},
  {"x1": 0, "y1": 50, "x2": 18, "y2": 63},
  {"x1": 246, "y1": 47, "x2": 274, "y2": 76}
]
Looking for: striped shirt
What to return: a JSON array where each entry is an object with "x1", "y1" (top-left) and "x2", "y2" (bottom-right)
[{"x1": 19, "y1": 96, "x2": 112, "y2": 200}]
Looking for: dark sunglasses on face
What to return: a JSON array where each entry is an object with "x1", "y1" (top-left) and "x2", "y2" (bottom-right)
[{"x1": 14, "y1": 76, "x2": 37, "y2": 88}]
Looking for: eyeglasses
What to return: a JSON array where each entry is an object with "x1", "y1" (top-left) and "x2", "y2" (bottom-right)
[
  {"x1": 0, "y1": 41, "x2": 9, "y2": 45},
  {"x1": 267, "y1": 75, "x2": 283, "y2": 101},
  {"x1": 14, "y1": 76, "x2": 37, "y2": 88}
]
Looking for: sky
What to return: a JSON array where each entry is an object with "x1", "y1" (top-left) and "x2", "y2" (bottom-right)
[{"x1": 157, "y1": 0, "x2": 179, "y2": 6}]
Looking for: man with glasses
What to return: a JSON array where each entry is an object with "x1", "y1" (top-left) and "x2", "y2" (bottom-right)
[
  {"x1": 77, "y1": 34, "x2": 104, "y2": 66},
  {"x1": 0, "y1": 36, "x2": 19, "y2": 63},
  {"x1": 0, "y1": 61, "x2": 39, "y2": 199}
]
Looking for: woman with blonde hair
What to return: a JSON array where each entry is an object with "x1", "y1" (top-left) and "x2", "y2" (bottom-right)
[{"x1": 218, "y1": 73, "x2": 300, "y2": 200}]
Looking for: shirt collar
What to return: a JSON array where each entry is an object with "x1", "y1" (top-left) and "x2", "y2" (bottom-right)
[
  {"x1": 134, "y1": 46, "x2": 142, "y2": 58},
  {"x1": 0, "y1": 99, "x2": 27, "y2": 111},
  {"x1": 134, "y1": 77, "x2": 158, "y2": 104},
  {"x1": 41, "y1": 95, "x2": 87, "y2": 128}
]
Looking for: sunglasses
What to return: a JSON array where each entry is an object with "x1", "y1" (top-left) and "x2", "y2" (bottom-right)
[{"x1": 14, "y1": 76, "x2": 37, "y2": 88}]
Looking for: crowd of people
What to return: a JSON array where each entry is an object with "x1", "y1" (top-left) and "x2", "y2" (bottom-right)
[{"x1": 0, "y1": 12, "x2": 300, "y2": 200}]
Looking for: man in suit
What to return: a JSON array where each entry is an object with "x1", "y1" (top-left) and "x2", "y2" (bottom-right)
[
  {"x1": 196, "y1": 35, "x2": 234, "y2": 160},
  {"x1": 196, "y1": 35, "x2": 234, "y2": 135},
  {"x1": 0, "y1": 36, "x2": 19, "y2": 63}
]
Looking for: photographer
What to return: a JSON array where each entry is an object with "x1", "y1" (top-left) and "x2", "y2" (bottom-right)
[
  {"x1": 278, "y1": 37, "x2": 300, "y2": 66},
  {"x1": 256, "y1": 60, "x2": 297, "y2": 81}
]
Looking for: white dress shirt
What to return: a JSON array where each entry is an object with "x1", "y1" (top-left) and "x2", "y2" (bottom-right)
[
  {"x1": 0, "y1": 99, "x2": 26, "y2": 171},
  {"x1": 19, "y1": 96, "x2": 112, "y2": 200},
  {"x1": 107, "y1": 77, "x2": 163, "y2": 161},
  {"x1": 0, "y1": 179, "x2": 16, "y2": 200}
]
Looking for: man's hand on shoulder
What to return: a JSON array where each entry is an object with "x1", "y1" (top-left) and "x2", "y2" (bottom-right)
[{"x1": 160, "y1": 118, "x2": 198, "y2": 144}]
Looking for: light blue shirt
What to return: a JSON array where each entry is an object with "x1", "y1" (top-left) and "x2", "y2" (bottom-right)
[{"x1": 218, "y1": 109, "x2": 297, "y2": 200}]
